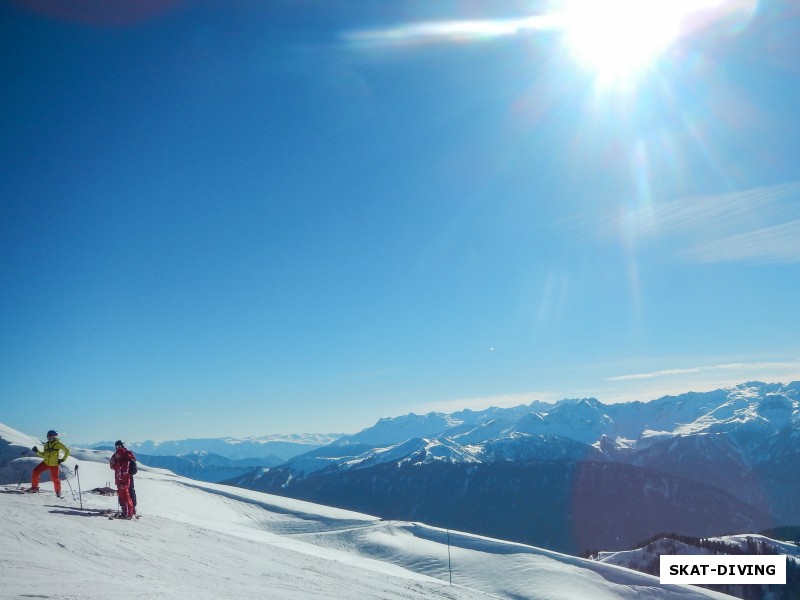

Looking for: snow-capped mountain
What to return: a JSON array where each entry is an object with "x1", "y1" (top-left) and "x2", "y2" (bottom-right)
[
  {"x1": 337, "y1": 402, "x2": 553, "y2": 446},
  {"x1": 227, "y1": 382, "x2": 799, "y2": 553},
  {"x1": 0, "y1": 421, "x2": 731, "y2": 600},
  {"x1": 341, "y1": 436, "x2": 483, "y2": 470}
]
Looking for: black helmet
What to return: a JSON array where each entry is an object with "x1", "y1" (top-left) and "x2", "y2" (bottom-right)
[
  {"x1": 47, "y1": 430, "x2": 58, "y2": 437},
  {"x1": 115, "y1": 440, "x2": 125, "y2": 448}
]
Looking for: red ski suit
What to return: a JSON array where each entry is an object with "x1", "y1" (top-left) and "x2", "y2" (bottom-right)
[{"x1": 110, "y1": 448, "x2": 135, "y2": 517}]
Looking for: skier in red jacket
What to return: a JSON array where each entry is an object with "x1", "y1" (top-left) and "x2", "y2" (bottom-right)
[{"x1": 110, "y1": 441, "x2": 137, "y2": 518}]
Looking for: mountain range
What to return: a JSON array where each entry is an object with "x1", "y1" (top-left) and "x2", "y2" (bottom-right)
[{"x1": 225, "y1": 381, "x2": 800, "y2": 554}]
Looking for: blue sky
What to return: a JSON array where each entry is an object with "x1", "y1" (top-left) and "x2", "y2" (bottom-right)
[{"x1": 2, "y1": 0, "x2": 799, "y2": 443}]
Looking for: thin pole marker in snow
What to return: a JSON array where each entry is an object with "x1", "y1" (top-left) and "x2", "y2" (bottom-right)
[{"x1": 447, "y1": 529, "x2": 452, "y2": 585}]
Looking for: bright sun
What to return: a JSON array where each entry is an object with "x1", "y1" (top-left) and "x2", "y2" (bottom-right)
[{"x1": 560, "y1": 0, "x2": 722, "y2": 86}]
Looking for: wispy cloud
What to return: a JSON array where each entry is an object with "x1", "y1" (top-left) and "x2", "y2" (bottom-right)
[
  {"x1": 596, "y1": 359, "x2": 800, "y2": 405},
  {"x1": 342, "y1": 15, "x2": 564, "y2": 48},
  {"x1": 342, "y1": 2, "x2": 748, "y2": 49},
  {"x1": 617, "y1": 181, "x2": 800, "y2": 265},
  {"x1": 608, "y1": 360, "x2": 800, "y2": 381},
  {"x1": 608, "y1": 367, "x2": 704, "y2": 381},
  {"x1": 403, "y1": 359, "x2": 800, "y2": 415},
  {"x1": 683, "y1": 219, "x2": 800, "y2": 264}
]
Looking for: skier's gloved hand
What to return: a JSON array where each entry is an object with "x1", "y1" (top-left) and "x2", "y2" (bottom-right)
[
  {"x1": 32, "y1": 446, "x2": 38, "y2": 452},
  {"x1": 58, "y1": 458, "x2": 65, "y2": 464}
]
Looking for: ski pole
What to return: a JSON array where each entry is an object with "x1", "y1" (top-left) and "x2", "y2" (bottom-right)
[
  {"x1": 17, "y1": 449, "x2": 29, "y2": 489},
  {"x1": 16, "y1": 461, "x2": 26, "y2": 489},
  {"x1": 75, "y1": 465, "x2": 82, "y2": 510},
  {"x1": 61, "y1": 464, "x2": 75, "y2": 500}
]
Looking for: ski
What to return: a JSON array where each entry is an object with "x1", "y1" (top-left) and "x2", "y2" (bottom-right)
[
  {"x1": 104, "y1": 510, "x2": 140, "y2": 520},
  {"x1": 1, "y1": 486, "x2": 65, "y2": 497},
  {"x1": 1, "y1": 487, "x2": 39, "y2": 494}
]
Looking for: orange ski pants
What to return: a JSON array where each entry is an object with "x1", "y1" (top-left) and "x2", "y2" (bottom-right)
[{"x1": 32, "y1": 463, "x2": 61, "y2": 494}]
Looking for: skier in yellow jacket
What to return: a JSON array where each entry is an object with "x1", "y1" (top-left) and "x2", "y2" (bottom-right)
[{"x1": 29, "y1": 430, "x2": 70, "y2": 496}]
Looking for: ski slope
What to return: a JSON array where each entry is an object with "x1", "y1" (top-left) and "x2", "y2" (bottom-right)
[{"x1": 0, "y1": 422, "x2": 730, "y2": 599}]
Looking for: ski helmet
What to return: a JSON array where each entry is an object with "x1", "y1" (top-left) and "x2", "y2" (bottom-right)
[
  {"x1": 47, "y1": 430, "x2": 57, "y2": 437},
  {"x1": 115, "y1": 440, "x2": 125, "y2": 448}
]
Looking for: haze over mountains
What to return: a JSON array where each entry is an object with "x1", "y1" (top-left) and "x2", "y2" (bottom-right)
[
  {"x1": 91, "y1": 433, "x2": 341, "y2": 461},
  {"x1": 86, "y1": 433, "x2": 343, "y2": 483}
]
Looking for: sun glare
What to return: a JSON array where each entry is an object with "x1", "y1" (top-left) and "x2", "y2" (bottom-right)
[
  {"x1": 344, "y1": 0, "x2": 757, "y2": 91},
  {"x1": 560, "y1": 0, "x2": 725, "y2": 86}
]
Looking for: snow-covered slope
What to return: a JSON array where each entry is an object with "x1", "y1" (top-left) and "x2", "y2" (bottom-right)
[
  {"x1": 595, "y1": 532, "x2": 800, "y2": 598},
  {"x1": 598, "y1": 533, "x2": 800, "y2": 568},
  {"x1": 0, "y1": 422, "x2": 730, "y2": 600}
]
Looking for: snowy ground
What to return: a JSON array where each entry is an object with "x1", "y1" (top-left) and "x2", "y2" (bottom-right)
[
  {"x1": 0, "y1": 423, "x2": 731, "y2": 599},
  {"x1": 597, "y1": 533, "x2": 800, "y2": 571}
]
